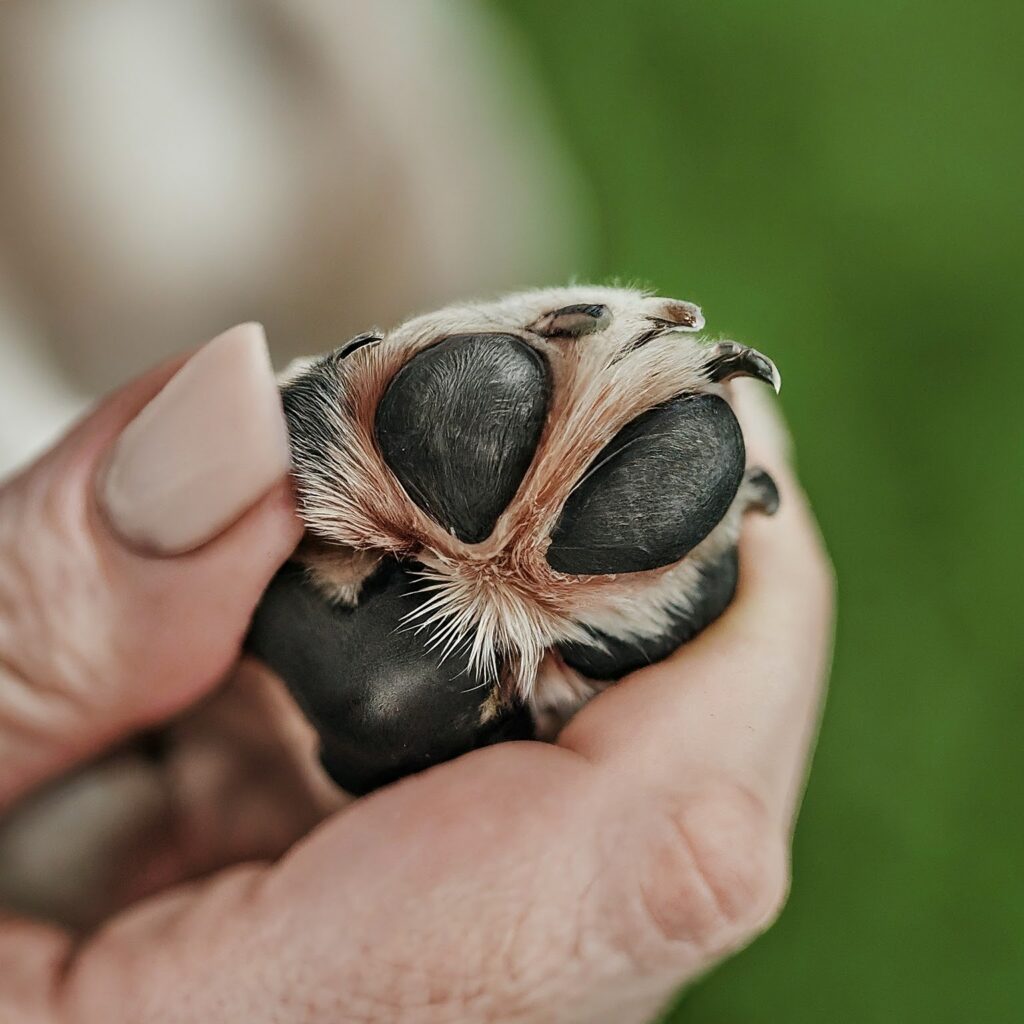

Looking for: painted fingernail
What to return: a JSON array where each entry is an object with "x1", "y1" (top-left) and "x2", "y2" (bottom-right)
[{"x1": 101, "y1": 323, "x2": 292, "y2": 555}]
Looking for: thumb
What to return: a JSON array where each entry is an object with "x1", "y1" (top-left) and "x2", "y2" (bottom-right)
[{"x1": 0, "y1": 324, "x2": 301, "y2": 809}]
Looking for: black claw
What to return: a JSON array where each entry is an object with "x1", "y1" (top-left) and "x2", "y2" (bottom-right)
[
  {"x1": 529, "y1": 303, "x2": 611, "y2": 338},
  {"x1": 646, "y1": 300, "x2": 705, "y2": 331},
  {"x1": 337, "y1": 331, "x2": 383, "y2": 359},
  {"x1": 706, "y1": 341, "x2": 782, "y2": 393},
  {"x1": 745, "y1": 468, "x2": 780, "y2": 516}
]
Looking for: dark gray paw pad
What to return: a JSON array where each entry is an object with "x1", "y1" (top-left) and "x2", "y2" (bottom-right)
[
  {"x1": 546, "y1": 394, "x2": 746, "y2": 575},
  {"x1": 375, "y1": 334, "x2": 550, "y2": 544},
  {"x1": 247, "y1": 559, "x2": 534, "y2": 796},
  {"x1": 557, "y1": 547, "x2": 739, "y2": 679}
]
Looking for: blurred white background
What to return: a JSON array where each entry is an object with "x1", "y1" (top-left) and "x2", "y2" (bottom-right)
[{"x1": 0, "y1": 0, "x2": 587, "y2": 474}]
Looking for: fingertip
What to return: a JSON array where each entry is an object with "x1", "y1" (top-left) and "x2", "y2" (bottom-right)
[
  {"x1": 98, "y1": 323, "x2": 293, "y2": 558},
  {"x1": 730, "y1": 503, "x2": 834, "y2": 654},
  {"x1": 728, "y1": 378, "x2": 794, "y2": 471},
  {"x1": 215, "y1": 476, "x2": 305, "y2": 562},
  {"x1": 721, "y1": 378, "x2": 833, "y2": 613}
]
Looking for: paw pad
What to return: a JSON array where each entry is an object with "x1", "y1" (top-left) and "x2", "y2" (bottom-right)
[
  {"x1": 546, "y1": 394, "x2": 744, "y2": 575},
  {"x1": 375, "y1": 333, "x2": 550, "y2": 543}
]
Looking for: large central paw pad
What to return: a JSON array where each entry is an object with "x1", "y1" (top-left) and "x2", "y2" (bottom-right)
[
  {"x1": 375, "y1": 333, "x2": 551, "y2": 544},
  {"x1": 248, "y1": 287, "x2": 781, "y2": 793}
]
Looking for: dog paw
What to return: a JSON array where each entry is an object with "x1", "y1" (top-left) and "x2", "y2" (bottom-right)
[{"x1": 248, "y1": 287, "x2": 781, "y2": 789}]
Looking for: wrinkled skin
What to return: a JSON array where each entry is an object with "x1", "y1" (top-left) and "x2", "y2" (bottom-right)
[{"x1": 0, "y1": 349, "x2": 832, "y2": 1024}]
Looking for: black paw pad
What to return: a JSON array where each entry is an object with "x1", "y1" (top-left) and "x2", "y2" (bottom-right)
[
  {"x1": 546, "y1": 394, "x2": 745, "y2": 575},
  {"x1": 557, "y1": 547, "x2": 739, "y2": 679},
  {"x1": 376, "y1": 334, "x2": 550, "y2": 543},
  {"x1": 247, "y1": 559, "x2": 534, "y2": 795}
]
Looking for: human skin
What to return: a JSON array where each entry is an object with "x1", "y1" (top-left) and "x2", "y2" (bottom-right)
[{"x1": 0, "y1": 327, "x2": 833, "y2": 1024}]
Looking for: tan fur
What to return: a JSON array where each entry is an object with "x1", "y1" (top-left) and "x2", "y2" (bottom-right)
[{"x1": 283, "y1": 286, "x2": 762, "y2": 712}]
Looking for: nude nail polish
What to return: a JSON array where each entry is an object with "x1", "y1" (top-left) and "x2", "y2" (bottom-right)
[{"x1": 101, "y1": 323, "x2": 292, "y2": 555}]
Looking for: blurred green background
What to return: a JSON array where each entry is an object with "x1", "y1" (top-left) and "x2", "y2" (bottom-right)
[{"x1": 492, "y1": 1, "x2": 1024, "y2": 1021}]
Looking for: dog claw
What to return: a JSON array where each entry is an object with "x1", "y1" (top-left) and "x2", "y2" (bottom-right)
[
  {"x1": 530, "y1": 303, "x2": 612, "y2": 338},
  {"x1": 706, "y1": 341, "x2": 781, "y2": 394},
  {"x1": 744, "y1": 467, "x2": 780, "y2": 515},
  {"x1": 647, "y1": 299, "x2": 705, "y2": 332}
]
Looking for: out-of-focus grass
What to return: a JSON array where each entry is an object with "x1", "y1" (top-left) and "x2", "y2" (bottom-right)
[{"x1": 491, "y1": 2, "x2": 1024, "y2": 1020}]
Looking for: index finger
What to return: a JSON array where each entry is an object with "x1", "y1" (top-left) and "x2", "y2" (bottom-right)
[{"x1": 559, "y1": 383, "x2": 835, "y2": 828}]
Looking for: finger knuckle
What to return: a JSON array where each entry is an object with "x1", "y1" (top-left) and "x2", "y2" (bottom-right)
[
  {"x1": 0, "y1": 469, "x2": 109, "y2": 708},
  {"x1": 636, "y1": 780, "x2": 789, "y2": 959}
]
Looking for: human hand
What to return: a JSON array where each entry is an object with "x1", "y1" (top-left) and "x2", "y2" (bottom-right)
[{"x1": 0, "y1": 329, "x2": 832, "y2": 1023}]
